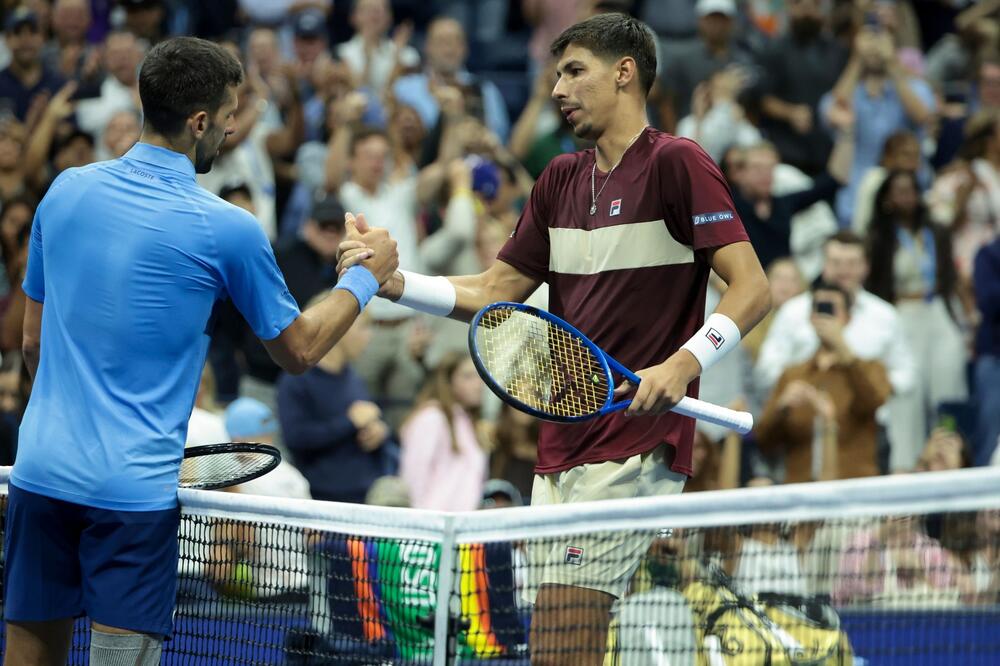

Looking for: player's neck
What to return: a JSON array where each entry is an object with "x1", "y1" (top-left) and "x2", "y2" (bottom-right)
[
  {"x1": 594, "y1": 113, "x2": 649, "y2": 171},
  {"x1": 138, "y1": 131, "x2": 196, "y2": 166}
]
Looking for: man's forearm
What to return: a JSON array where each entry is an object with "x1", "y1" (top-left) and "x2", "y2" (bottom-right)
[{"x1": 714, "y1": 272, "x2": 771, "y2": 337}]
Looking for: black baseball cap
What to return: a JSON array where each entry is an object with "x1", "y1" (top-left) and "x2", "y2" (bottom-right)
[
  {"x1": 293, "y1": 9, "x2": 326, "y2": 39},
  {"x1": 310, "y1": 192, "x2": 345, "y2": 229},
  {"x1": 4, "y1": 7, "x2": 38, "y2": 33}
]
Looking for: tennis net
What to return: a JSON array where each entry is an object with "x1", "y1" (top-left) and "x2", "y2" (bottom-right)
[{"x1": 2, "y1": 466, "x2": 1000, "y2": 665}]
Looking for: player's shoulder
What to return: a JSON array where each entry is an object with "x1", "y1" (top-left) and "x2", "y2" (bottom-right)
[
  {"x1": 43, "y1": 160, "x2": 115, "y2": 197},
  {"x1": 646, "y1": 129, "x2": 708, "y2": 162},
  {"x1": 192, "y1": 187, "x2": 267, "y2": 243}
]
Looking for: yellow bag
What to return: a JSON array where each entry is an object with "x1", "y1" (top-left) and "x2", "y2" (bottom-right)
[{"x1": 683, "y1": 577, "x2": 853, "y2": 666}]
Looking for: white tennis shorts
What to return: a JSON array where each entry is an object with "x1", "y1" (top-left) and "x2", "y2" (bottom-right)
[{"x1": 526, "y1": 443, "x2": 686, "y2": 600}]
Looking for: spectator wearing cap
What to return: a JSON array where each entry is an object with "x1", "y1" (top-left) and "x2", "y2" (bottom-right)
[
  {"x1": 336, "y1": 0, "x2": 419, "y2": 97},
  {"x1": 0, "y1": 7, "x2": 66, "y2": 122},
  {"x1": 656, "y1": 0, "x2": 753, "y2": 131},
  {"x1": 393, "y1": 16, "x2": 510, "y2": 143},
  {"x1": 75, "y1": 30, "x2": 146, "y2": 141},
  {"x1": 481, "y1": 479, "x2": 523, "y2": 509},
  {"x1": 225, "y1": 397, "x2": 312, "y2": 500},
  {"x1": 755, "y1": 0, "x2": 848, "y2": 177},
  {"x1": 119, "y1": 0, "x2": 168, "y2": 44},
  {"x1": 277, "y1": 300, "x2": 398, "y2": 504},
  {"x1": 275, "y1": 192, "x2": 345, "y2": 307},
  {"x1": 291, "y1": 9, "x2": 329, "y2": 87}
]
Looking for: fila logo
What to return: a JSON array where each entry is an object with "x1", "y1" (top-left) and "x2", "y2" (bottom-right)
[
  {"x1": 706, "y1": 328, "x2": 725, "y2": 349},
  {"x1": 609, "y1": 199, "x2": 622, "y2": 216},
  {"x1": 565, "y1": 546, "x2": 584, "y2": 565}
]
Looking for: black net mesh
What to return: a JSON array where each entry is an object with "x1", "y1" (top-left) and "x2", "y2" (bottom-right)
[{"x1": 2, "y1": 486, "x2": 1000, "y2": 664}]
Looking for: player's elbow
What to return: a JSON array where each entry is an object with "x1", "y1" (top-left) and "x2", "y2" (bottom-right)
[{"x1": 282, "y1": 351, "x2": 312, "y2": 376}]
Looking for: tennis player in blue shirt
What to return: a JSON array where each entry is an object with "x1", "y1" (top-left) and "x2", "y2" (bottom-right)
[{"x1": 3, "y1": 37, "x2": 398, "y2": 665}]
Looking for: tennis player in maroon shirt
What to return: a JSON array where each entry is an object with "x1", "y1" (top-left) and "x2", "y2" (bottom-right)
[{"x1": 339, "y1": 13, "x2": 770, "y2": 664}]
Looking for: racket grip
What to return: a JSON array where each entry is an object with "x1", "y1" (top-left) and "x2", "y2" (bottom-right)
[{"x1": 671, "y1": 396, "x2": 753, "y2": 435}]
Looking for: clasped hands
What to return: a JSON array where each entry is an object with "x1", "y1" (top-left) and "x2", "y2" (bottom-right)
[{"x1": 337, "y1": 212, "x2": 400, "y2": 292}]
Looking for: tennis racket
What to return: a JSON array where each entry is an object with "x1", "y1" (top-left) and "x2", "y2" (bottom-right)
[
  {"x1": 469, "y1": 302, "x2": 753, "y2": 434},
  {"x1": 180, "y1": 443, "x2": 281, "y2": 490}
]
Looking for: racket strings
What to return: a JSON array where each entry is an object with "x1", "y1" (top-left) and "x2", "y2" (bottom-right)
[
  {"x1": 476, "y1": 307, "x2": 609, "y2": 418},
  {"x1": 179, "y1": 451, "x2": 276, "y2": 490}
]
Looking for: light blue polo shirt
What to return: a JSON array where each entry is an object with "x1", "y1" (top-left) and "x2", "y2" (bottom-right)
[{"x1": 11, "y1": 143, "x2": 300, "y2": 511}]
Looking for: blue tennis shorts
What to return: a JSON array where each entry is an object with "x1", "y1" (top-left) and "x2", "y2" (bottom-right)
[{"x1": 3, "y1": 483, "x2": 180, "y2": 637}]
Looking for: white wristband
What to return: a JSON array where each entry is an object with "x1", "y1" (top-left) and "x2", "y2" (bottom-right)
[
  {"x1": 680, "y1": 313, "x2": 741, "y2": 373},
  {"x1": 396, "y1": 269, "x2": 457, "y2": 317}
]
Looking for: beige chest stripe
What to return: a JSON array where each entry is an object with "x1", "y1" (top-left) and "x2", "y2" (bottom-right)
[{"x1": 548, "y1": 220, "x2": 694, "y2": 275}]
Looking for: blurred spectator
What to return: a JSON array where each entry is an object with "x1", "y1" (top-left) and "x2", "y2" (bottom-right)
[
  {"x1": 399, "y1": 352, "x2": 487, "y2": 511},
  {"x1": 834, "y1": 516, "x2": 957, "y2": 607},
  {"x1": 757, "y1": 280, "x2": 891, "y2": 482},
  {"x1": 866, "y1": 170, "x2": 968, "y2": 446},
  {"x1": 683, "y1": 424, "x2": 741, "y2": 493},
  {"x1": 481, "y1": 478, "x2": 523, "y2": 509},
  {"x1": 275, "y1": 191, "x2": 343, "y2": 306},
  {"x1": 95, "y1": 108, "x2": 139, "y2": 160},
  {"x1": 186, "y1": 365, "x2": 228, "y2": 447},
  {"x1": 928, "y1": 110, "x2": 1000, "y2": 284},
  {"x1": 0, "y1": 116, "x2": 29, "y2": 201},
  {"x1": 932, "y1": 55, "x2": 1000, "y2": 169},
  {"x1": 741, "y1": 258, "x2": 805, "y2": 363},
  {"x1": 657, "y1": 0, "x2": 753, "y2": 130},
  {"x1": 756, "y1": 0, "x2": 848, "y2": 176},
  {"x1": 236, "y1": 0, "x2": 331, "y2": 28},
  {"x1": 291, "y1": 9, "x2": 330, "y2": 87},
  {"x1": 488, "y1": 402, "x2": 538, "y2": 501},
  {"x1": 225, "y1": 396, "x2": 312, "y2": 499},
  {"x1": 75, "y1": 30, "x2": 144, "y2": 141},
  {"x1": 393, "y1": 17, "x2": 511, "y2": 143},
  {"x1": 522, "y1": 0, "x2": 577, "y2": 76},
  {"x1": 675, "y1": 66, "x2": 761, "y2": 163},
  {"x1": 976, "y1": 238, "x2": 1000, "y2": 465},
  {"x1": 333, "y1": 127, "x2": 426, "y2": 427},
  {"x1": 0, "y1": 193, "x2": 32, "y2": 352},
  {"x1": 335, "y1": 0, "x2": 419, "y2": 97},
  {"x1": 42, "y1": 0, "x2": 95, "y2": 80},
  {"x1": 199, "y1": 50, "x2": 303, "y2": 240},
  {"x1": 365, "y1": 474, "x2": 411, "y2": 507},
  {"x1": 507, "y1": 61, "x2": 579, "y2": 179},
  {"x1": 940, "y1": 510, "x2": 1000, "y2": 606},
  {"x1": 0, "y1": 351, "x2": 26, "y2": 465},
  {"x1": 119, "y1": 0, "x2": 167, "y2": 45},
  {"x1": 731, "y1": 141, "x2": 844, "y2": 272},
  {"x1": 755, "y1": 231, "x2": 917, "y2": 471},
  {"x1": 852, "y1": 130, "x2": 921, "y2": 236},
  {"x1": 925, "y1": 1, "x2": 1000, "y2": 100},
  {"x1": 0, "y1": 7, "x2": 65, "y2": 122},
  {"x1": 914, "y1": 425, "x2": 970, "y2": 473},
  {"x1": 277, "y1": 307, "x2": 398, "y2": 504},
  {"x1": 824, "y1": 25, "x2": 935, "y2": 224}
]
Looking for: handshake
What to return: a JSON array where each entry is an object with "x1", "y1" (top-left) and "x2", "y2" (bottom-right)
[{"x1": 337, "y1": 212, "x2": 403, "y2": 300}]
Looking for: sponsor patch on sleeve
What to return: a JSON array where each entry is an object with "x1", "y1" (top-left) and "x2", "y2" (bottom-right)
[{"x1": 692, "y1": 211, "x2": 735, "y2": 226}]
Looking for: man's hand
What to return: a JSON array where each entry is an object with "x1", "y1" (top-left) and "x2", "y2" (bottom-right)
[
  {"x1": 811, "y1": 313, "x2": 853, "y2": 361},
  {"x1": 347, "y1": 400, "x2": 381, "y2": 430},
  {"x1": 613, "y1": 351, "x2": 700, "y2": 417},
  {"x1": 788, "y1": 104, "x2": 813, "y2": 134},
  {"x1": 357, "y1": 419, "x2": 389, "y2": 451},
  {"x1": 342, "y1": 212, "x2": 399, "y2": 285}
]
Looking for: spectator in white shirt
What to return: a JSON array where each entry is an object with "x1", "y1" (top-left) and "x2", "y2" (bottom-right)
[
  {"x1": 336, "y1": 0, "x2": 419, "y2": 97},
  {"x1": 338, "y1": 126, "x2": 426, "y2": 428},
  {"x1": 755, "y1": 230, "x2": 918, "y2": 471},
  {"x1": 75, "y1": 31, "x2": 145, "y2": 142}
]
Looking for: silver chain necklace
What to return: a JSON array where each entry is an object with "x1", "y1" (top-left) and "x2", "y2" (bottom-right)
[{"x1": 590, "y1": 126, "x2": 647, "y2": 215}]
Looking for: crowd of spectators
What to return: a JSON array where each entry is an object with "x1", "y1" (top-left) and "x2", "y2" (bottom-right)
[{"x1": 0, "y1": 0, "x2": 996, "y2": 516}]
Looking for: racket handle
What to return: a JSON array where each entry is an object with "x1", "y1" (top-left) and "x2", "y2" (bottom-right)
[{"x1": 671, "y1": 396, "x2": 753, "y2": 435}]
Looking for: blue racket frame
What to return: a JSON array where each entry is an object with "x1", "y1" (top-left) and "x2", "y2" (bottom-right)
[{"x1": 469, "y1": 301, "x2": 641, "y2": 423}]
